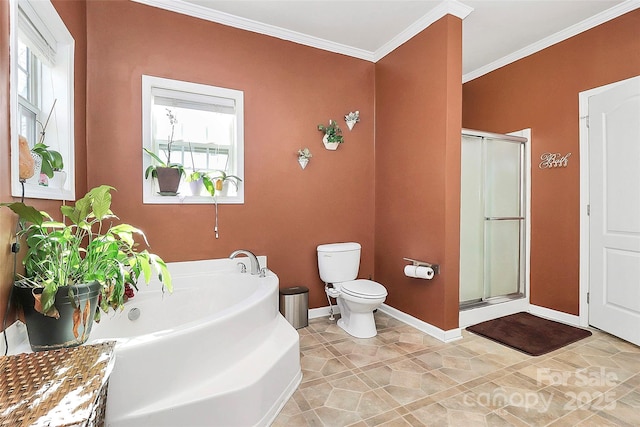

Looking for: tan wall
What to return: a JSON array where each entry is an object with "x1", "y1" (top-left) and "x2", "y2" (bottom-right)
[
  {"x1": 85, "y1": 1, "x2": 376, "y2": 310},
  {"x1": 1, "y1": 0, "x2": 14, "y2": 328},
  {"x1": 463, "y1": 9, "x2": 640, "y2": 315},
  {"x1": 374, "y1": 15, "x2": 463, "y2": 331}
]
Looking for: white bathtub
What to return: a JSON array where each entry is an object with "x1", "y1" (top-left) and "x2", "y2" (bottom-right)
[{"x1": 90, "y1": 257, "x2": 301, "y2": 427}]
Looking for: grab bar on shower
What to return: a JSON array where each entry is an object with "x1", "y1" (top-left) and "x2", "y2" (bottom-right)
[{"x1": 484, "y1": 216, "x2": 525, "y2": 221}]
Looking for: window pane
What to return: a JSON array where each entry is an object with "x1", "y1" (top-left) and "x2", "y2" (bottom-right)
[
  {"x1": 152, "y1": 104, "x2": 236, "y2": 175},
  {"x1": 152, "y1": 105, "x2": 234, "y2": 146},
  {"x1": 18, "y1": 70, "x2": 28, "y2": 99},
  {"x1": 18, "y1": 40, "x2": 27, "y2": 68},
  {"x1": 18, "y1": 104, "x2": 37, "y2": 145},
  {"x1": 191, "y1": 151, "x2": 209, "y2": 170}
]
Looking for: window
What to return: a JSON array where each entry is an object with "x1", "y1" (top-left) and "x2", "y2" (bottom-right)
[
  {"x1": 142, "y1": 75, "x2": 245, "y2": 204},
  {"x1": 10, "y1": 0, "x2": 75, "y2": 200}
]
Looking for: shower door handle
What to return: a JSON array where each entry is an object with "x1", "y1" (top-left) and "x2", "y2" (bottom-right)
[{"x1": 484, "y1": 216, "x2": 525, "y2": 221}]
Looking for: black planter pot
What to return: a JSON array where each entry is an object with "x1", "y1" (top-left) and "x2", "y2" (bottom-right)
[
  {"x1": 156, "y1": 167, "x2": 181, "y2": 195},
  {"x1": 13, "y1": 282, "x2": 101, "y2": 352}
]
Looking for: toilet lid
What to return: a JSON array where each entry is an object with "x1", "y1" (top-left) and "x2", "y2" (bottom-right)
[{"x1": 341, "y1": 280, "x2": 387, "y2": 298}]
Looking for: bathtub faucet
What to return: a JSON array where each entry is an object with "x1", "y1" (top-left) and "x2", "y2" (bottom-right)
[{"x1": 229, "y1": 249, "x2": 262, "y2": 275}]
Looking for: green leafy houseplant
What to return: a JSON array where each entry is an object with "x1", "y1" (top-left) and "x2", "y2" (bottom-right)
[
  {"x1": 143, "y1": 148, "x2": 186, "y2": 179},
  {"x1": 31, "y1": 143, "x2": 64, "y2": 178},
  {"x1": 317, "y1": 119, "x2": 344, "y2": 144},
  {"x1": 212, "y1": 170, "x2": 243, "y2": 193},
  {"x1": 186, "y1": 171, "x2": 216, "y2": 197},
  {"x1": 144, "y1": 109, "x2": 185, "y2": 194},
  {"x1": 2, "y1": 185, "x2": 172, "y2": 341}
]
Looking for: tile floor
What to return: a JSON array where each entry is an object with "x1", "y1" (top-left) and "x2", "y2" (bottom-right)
[{"x1": 272, "y1": 311, "x2": 640, "y2": 427}]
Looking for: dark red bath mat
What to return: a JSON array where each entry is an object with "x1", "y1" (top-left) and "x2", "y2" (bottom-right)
[{"x1": 466, "y1": 312, "x2": 592, "y2": 356}]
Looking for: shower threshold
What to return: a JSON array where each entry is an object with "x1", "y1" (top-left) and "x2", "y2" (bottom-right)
[{"x1": 459, "y1": 292, "x2": 525, "y2": 311}]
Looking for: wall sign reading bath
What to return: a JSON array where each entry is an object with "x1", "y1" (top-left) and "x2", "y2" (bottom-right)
[{"x1": 539, "y1": 152, "x2": 571, "y2": 169}]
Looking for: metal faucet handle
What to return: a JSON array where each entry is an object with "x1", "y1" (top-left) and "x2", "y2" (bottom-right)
[
  {"x1": 237, "y1": 262, "x2": 247, "y2": 273},
  {"x1": 229, "y1": 249, "x2": 261, "y2": 275}
]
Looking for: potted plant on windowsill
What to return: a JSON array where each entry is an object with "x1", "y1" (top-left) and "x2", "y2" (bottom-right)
[
  {"x1": 144, "y1": 108, "x2": 184, "y2": 195},
  {"x1": 317, "y1": 119, "x2": 344, "y2": 150},
  {"x1": 212, "y1": 170, "x2": 243, "y2": 197},
  {"x1": 186, "y1": 171, "x2": 216, "y2": 197},
  {"x1": 31, "y1": 142, "x2": 66, "y2": 188},
  {"x1": 2, "y1": 185, "x2": 173, "y2": 351}
]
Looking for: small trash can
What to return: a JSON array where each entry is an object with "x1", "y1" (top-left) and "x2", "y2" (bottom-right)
[{"x1": 279, "y1": 286, "x2": 309, "y2": 329}]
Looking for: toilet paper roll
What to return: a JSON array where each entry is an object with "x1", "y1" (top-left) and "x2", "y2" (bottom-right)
[
  {"x1": 404, "y1": 265, "x2": 417, "y2": 277},
  {"x1": 404, "y1": 264, "x2": 435, "y2": 280}
]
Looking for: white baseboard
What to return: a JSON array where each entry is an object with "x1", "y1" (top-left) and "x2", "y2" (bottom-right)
[
  {"x1": 378, "y1": 303, "x2": 462, "y2": 343},
  {"x1": 529, "y1": 305, "x2": 581, "y2": 327},
  {"x1": 309, "y1": 305, "x2": 340, "y2": 320},
  {"x1": 308, "y1": 304, "x2": 461, "y2": 342},
  {"x1": 308, "y1": 303, "x2": 580, "y2": 341}
]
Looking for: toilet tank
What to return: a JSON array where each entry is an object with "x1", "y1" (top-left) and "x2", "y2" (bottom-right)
[{"x1": 317, "y1": 242, "x2": 361, "y2": 283}]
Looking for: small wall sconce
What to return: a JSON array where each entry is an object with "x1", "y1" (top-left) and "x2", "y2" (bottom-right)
[
  {"x1": 297, "y1": 148, "x2": 312, "y2": 169},
  {"x1": 344, "y1": 111, "x2": 360, "y2": 131}
]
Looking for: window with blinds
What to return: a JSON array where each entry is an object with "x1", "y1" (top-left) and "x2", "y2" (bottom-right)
[
  {"x1": 10, "y1": 0, "x2": 75, "y2": 200},
  {"x1": 142, "y1": 75, "x2": 245, "y2": 204}
]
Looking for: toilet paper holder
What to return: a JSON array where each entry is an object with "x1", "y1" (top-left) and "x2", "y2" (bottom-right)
[{"x1": 403, "y1": 257, "x2": 440, "y2": 275}]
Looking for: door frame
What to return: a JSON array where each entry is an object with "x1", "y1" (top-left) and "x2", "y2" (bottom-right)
[{"x1": 578, "y1": 75, "x2": 638, "y2": 328}]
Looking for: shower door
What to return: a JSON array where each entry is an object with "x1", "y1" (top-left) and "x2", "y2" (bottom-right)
[{"x1": 460, "y1": 132, "x2": 526, "y2": 308}]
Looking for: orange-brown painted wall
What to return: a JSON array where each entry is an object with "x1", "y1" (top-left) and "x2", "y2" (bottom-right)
[
  {"x1": 1, "y1": 0, "x2": 14, "y2": 329},
  {"x1": 85, "y1": 1, "x2": 375, "y2": 310},
  {"x1": 463, "y1": 10, "x2": 640, "y2": 315},
  {"x1": 0, "y1": 0, "x2": 87, "y2": 329},
  {"x1": 374, "y1": 15, "x2": 462, "y2": 331}
]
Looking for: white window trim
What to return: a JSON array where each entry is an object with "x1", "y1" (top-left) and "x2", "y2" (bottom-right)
[
  {"x1": 9, "y1": 0, "x2": 75, "y2": 200},
  {"x1": 142, "y1": 75, "x2": 245, "y2": 204}
]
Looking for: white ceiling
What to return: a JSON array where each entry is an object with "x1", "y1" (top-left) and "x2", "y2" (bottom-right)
[{"x1": 135, "y1": 0, "x2": 638, "y2": 81}]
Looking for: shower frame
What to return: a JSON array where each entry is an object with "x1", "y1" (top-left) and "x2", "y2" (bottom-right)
[{"x1": 459, "y1": 128, "x2": 529, "y2": 312}]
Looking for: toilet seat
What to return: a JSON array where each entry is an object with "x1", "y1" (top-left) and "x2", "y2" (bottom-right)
[{"x1": 340, "y1": 280, "x2": 387, "y2": 299}]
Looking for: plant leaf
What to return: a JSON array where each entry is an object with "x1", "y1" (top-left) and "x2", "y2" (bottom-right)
[
  {"x1": 1, "y1": 203, "x2": 45, "y2": 225},
  {"x1": 143, "y1": 148, "x2": 167, "y2": 166},
  {"x1": 89, "y1": 185, "x2": 114, "y2": 220},
  {"x1": 40, "y1": 287, "x2": 60, "y2": 319}
]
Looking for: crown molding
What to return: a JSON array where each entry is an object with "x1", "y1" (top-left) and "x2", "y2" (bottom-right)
[
  {"x1": 131, "y1": 0, "x2": 376, "y2": 61},
  {"x1": 373, "y1": 0, "x2": 473, "y2": 62},
  {"x1": 462, "y1": 0, "x2": 640, "y2": 83},
  {"x1": 132, "y1": 0, "x2": 472, "y2": 63}
]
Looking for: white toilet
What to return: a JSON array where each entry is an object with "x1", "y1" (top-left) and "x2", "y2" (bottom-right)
[{"x1": 317, "y1": 242, "x2": 388, "y2": 338}]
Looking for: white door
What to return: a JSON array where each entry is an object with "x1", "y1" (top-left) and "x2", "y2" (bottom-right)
[{"x1": 589, "y1": 76, "x2": 640, "y2": 346}]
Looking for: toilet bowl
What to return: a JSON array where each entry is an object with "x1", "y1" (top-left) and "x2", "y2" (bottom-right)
[
  {"x1": 318, "y1": 243, "x2": 388, "y2": 338},
  {"x1": 327, "y1": 279, "x2": 387, "y2": 338}
]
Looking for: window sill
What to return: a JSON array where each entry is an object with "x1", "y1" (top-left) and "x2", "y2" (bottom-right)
[{"x1": 143, "y1": 194, "x2": 244, "y2": 204}]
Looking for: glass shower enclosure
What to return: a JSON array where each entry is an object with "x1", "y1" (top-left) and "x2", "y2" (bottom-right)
[{"x1": 459, "y1": 129, "x2": 527, "y2": 309}]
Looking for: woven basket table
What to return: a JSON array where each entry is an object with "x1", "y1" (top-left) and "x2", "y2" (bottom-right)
[{"x1": 0, "y1": 342, "x2": 115, "y2": 427}]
